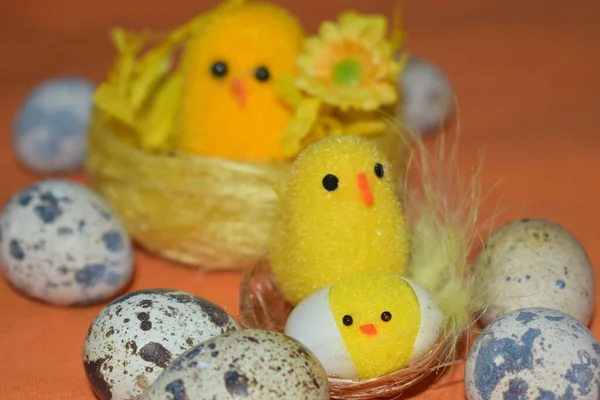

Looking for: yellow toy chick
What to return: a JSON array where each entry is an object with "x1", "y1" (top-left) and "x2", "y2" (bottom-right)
[
  {"x1": 284, "y1": 272, "x2": 443, "y2": 379},
  {"x1": 270, "y1": 135, "x2": 410, "y2": 305},
  {"x1": 179, "y1": 1, "x2": 305, "y2": 160}
]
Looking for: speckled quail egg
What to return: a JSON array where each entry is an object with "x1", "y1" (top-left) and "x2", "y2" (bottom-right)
[
  {"x1": 83, "y1": 289, "x2": 240, "y2": 400},
  {"x1": 0, "y1": 179, "x2": 133, "y2": 306},
  {"x1": 143, "y1": 329, "x2": 330, "y2": 400},
  {"x1": 473, "y1": 218, "x2": 595, "y2": 327},
  {"x1": 397, "y1": 54, "x2": 454, "y2": 134},
  {"x1": 13, "y1": 76, "x2": 95, "y2": 174},
  {"x1": 285, "y1": 272, "x2": 444, "y2": 380},
  {"x1": 465, "y1": 307, "x2": 600, "y2": 400}
]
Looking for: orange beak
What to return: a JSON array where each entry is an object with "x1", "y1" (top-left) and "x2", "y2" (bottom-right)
[
  {"x1": 357, "y1": 173, "x2": 373, "y2": 206},
  {"x1": 230, "y1": 78, "x2": 247, "y2": 107},
  {"x1": 360, "y1": 324, "x2": 378, "y2": 336}
]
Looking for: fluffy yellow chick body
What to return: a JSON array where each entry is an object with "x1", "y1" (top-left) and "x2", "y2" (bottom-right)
[
  {"x1": 284, "y1": 271, "x2": 444, "y2": 379},
  {"x1": 270, "y1": 135, "x2": 409, "y2": 305},
  {"x1": 179, "y1": 1, "x2": 304, "y2": 160},
  {"x1": 329, "y1": 272, "x2": 420, "y2": 378}
]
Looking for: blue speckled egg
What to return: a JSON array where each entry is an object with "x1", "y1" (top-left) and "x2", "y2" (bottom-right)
[
  {"x1": 465, "y1": 308, "x2": 600, "y2": 400},
  {"x1": 473, "y1": 218, "x2": 595, "y2": 327},
  {"x1": 0, "y1": 180, "x2": 133, "y2": 306},
  {"x1": 397, "y1": 54, "x2": 454, "y2": 134},
  {"x1": 13, "y1": 76, "x2": 96, "y2": 174}
]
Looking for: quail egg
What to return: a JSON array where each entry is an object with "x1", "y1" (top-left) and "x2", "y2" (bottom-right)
[
  {"x1": 13, "y1": 76, "x2": 95, "y2": 174},
  {"x1": 143, "y1": 329, "x2": 329, "y2": 400},
  {"x1": 0, "y1": 179, "x2": 133, "y2": 305},
  {"x1": 473, "y1": 218, "x2": 595, "y2": 327},
  {"x1": 398, "y1": 54, "x2": 454, "y2": 134},
  {"x1": 83, "y1": 289, "x2": 240, "y2": 400},
  {"x1": 465, "y1": 307, "x2": 600, "y2": 400}
]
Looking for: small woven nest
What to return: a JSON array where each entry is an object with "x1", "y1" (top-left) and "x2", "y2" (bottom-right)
[
  {"x1": 239, "y1": 261, "x2": 458, "y2": 399},
  {"x1": 239, "y1": 132, "x2": 485, "y2": 398},
  {"x1": 85, "y1": 22, "x2": 407, "y2": 271}
]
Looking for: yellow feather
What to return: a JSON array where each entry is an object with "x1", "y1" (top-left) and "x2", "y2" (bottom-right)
[{"x1": 403, "y1": 128, "x2": 489, "y2": 350}]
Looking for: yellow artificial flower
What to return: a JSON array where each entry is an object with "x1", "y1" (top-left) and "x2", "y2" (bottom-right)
[{"x1": 295, "y1": 11, "x2": 401, "y2": 111}]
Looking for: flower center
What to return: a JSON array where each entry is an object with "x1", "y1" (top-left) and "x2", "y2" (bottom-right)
[{"x1": 332, "y1": 58, "x2": 363, "y2": 87}]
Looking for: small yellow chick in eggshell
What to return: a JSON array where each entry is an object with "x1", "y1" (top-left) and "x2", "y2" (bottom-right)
[
  {"x1": 179, "y1": 1, "x2": 305, "y2": 160},
  {"x1": 285, "y1": 271, "x2": 444, "y2": 379},
  {"x1": 270, "y1": 135, "x2": 410, "y2": 305}
]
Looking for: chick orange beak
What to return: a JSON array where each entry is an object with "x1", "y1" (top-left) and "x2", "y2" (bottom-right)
[
  {"x1": 357, "y1": 173, "x2": 373, "y2": 206},
  {"x1": 230, "y1": 78, "x2": 247, "y2": 107},
  {"x1": 360, "y1": 324, "x2": 378, "y2": 336}
]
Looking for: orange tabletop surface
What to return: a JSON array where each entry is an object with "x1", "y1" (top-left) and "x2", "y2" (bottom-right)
[{"x1": 1, "y1": 0, "x2": 599, "y2": 399}]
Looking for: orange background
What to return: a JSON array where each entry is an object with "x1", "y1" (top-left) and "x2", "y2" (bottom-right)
[{"x1": 1, "y1": 0, "x2": 599, "y2": 399}]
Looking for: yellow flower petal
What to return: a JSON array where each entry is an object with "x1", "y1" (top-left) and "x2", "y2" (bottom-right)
[
  {"x1": 339, "y1": 12, "x2": 386, "y2": 45},
  {"x1": 374, "y1": 83, "x2": 398, "y2": 105},
  {"x1": 320, "y1": 21, "x2": 341, "y2": 42},
  {"x1": 93, "y1": 83, "x2": 137, "y2": 127}
]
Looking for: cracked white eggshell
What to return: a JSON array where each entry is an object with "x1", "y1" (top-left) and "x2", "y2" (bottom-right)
[
  {"x1": 285, "y1": 286, "x2": 357, "y2": 378},
  {"x1": 404, "y1": 277, "x2": 445, "y2": 361}
]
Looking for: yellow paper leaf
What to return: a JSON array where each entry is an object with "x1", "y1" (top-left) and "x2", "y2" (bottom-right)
[
  {"x1": 396, "y1": 51, "x2": 411, "y2": 77},
  {"x1": 93, "y1": 84, "x2": 137, "y2": 127},
  {"x1": 282, "y1": 98, "x2": 322, "y2": 158},
  {"x1": 138, "y1": 72, "x2": 184, "y2": 152},
  {"x1": 130, "y1": 53, "x2": 172, "y2": 110},
  {"x1": 274, "y1": 74, "x2": 304, "y2": 108},
  {"x1": 345, "y1": 120, "x2": 388, "y2": 136},
  {"x1": 390, "y1": 1, "x2": 406, "y2": 51},
  {"x1": 109, "y1": 28, "x2": 148, "y2": 92}
]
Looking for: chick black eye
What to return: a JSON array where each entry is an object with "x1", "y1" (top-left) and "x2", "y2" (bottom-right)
[
  {"x1": 374, "y1": 163, "x2": 384, "y2": 179},
  {"x1": 255, "y1": 66, "x2": 270, "y2": 82},
  {"x1": 342, "y1": 315, "x2": 353, "y2": 326},
  {"x1": 322, "y1": 174, "x2": 339, "y2": 191},
  {"x1": 381, "y1": 311, "x2": 392, "y2": 322},
  {"x1": 211, "y1": 61, "x2": 228, "y2": 78}
]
